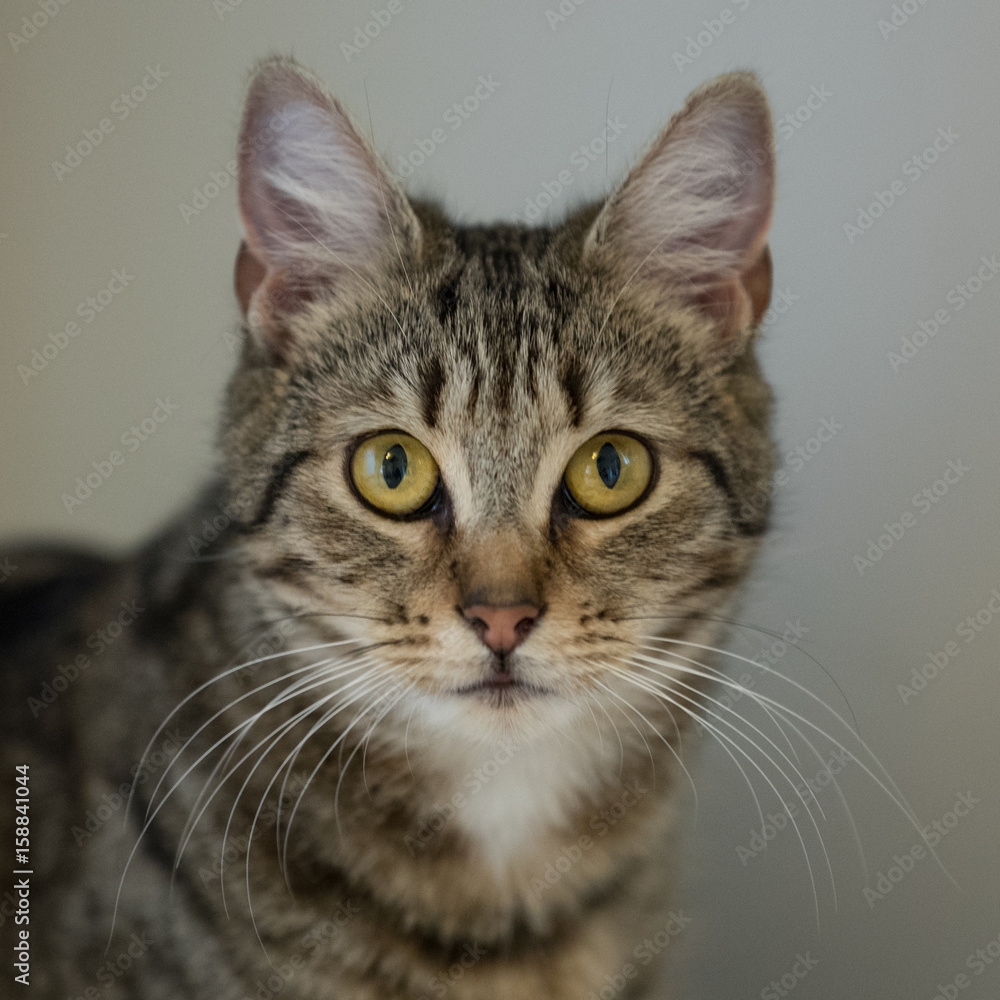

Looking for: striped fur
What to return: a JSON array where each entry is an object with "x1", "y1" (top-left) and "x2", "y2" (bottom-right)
[{"x1": 0, "y1": 59, "x2": 777, "y2": 998}]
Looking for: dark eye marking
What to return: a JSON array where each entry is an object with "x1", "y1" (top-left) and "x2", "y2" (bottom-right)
[
  {"x1": 687, "y1": 449, "x2": 733, "y2": 501},
  {"x1": 560, "y1": 361, "x2": 586, "y2": 428},
  {"x1": 248, "y1": 449, "x2": 313, "y2": 528},
  {"x1": 420, "y1": 356, "x2": 445, "y2": 429}
]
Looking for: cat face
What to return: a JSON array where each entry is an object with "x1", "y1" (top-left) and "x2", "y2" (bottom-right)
[{"x1": 220, "y1": 58, "x2": 776, "y2": 744}]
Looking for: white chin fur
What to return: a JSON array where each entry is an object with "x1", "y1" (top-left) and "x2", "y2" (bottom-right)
[{"x1": 389, "y1": 691, "x2": 618, "y2": 876}]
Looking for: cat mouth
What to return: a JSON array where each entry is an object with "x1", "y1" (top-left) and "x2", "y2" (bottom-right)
[{"x1": 453, "y1": 676, "x2": 551, "y2": 701}]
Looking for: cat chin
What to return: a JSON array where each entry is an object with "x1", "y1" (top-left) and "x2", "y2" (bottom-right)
[{"x1": 396, "y1": 686, "x2": 586, "y2": 750}]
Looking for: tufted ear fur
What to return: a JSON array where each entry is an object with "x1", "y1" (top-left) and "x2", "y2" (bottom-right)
[
  {"x1": 234, "y1": 56, "x2": 421, "y2": 360},
  {"x1": 584, "y1": 71, "x2": 775, "y2": 367}
]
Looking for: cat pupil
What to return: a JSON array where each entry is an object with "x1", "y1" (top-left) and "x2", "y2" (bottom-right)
[
  {"x1": 381, "y1": 444, "x2": 407, "y2": 489},
  {"x1": 596, "y1": 442, "x2": 621, "y2": 489}
]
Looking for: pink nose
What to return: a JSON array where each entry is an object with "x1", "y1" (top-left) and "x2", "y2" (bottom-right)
[{"x1": 463, "y1": 604, "x2": 539, "y2": 654}]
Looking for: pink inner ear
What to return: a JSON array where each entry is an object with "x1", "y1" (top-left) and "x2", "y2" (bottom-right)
[
  {"x1": 587, "y1": 73, "x2": 775, "y2": 350},
  {"x1": 235, "y1": 241, "x2": 267, "y2": 317}
]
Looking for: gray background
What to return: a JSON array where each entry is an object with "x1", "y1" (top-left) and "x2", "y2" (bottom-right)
[{"x1": 2, "y1": 0, "x2": 999, "y2": 996}]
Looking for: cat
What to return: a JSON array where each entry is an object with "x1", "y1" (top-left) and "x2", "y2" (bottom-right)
[{"x1": 0, "y1": 57, "x2": 777, "y2": 999}]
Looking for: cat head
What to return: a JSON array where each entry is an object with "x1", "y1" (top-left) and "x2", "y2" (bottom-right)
[{"x1": 220, "y1": 56, "x2": 776, "y2": 746}]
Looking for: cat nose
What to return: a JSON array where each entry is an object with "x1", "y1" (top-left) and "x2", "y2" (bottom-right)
[{"x1": 462, "y1": 604, "x2": 539, "y2": 654}]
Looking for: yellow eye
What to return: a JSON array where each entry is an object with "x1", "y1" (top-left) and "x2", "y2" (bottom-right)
[
  {"x1": 350, "y1": 432, "x2": 439, "y2": 516},
  {"x1": 564, "y1": 433, "x2": 653, "y2": 516}
]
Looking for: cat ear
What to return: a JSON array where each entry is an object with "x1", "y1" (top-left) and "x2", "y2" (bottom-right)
[
  {"x1": 235, "y1": 57, "x2": 421, "y2": 354},
  {"x1": 584, "y1": 71, "x2": 775, "y2": 367}
]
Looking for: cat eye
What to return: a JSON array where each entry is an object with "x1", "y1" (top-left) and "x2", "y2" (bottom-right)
[
  {"x1": 563, "y1": 433, "x2": 653, "y2": 516},
  {"x1": 350, "y1": 431, "x2": 440, "y2": 517}
]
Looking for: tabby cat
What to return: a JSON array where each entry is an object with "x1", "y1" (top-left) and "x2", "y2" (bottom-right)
[{"x1": 1, "y1": 58, "x2": 777, "y2": 998}]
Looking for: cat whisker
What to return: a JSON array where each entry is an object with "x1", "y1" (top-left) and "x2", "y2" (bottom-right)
[
  {"x1": 350, "y1": 683, "x2": 413, "y2": 805},
  {"x1": 239, "y1": 668, "x2": 393, "y2": 912},
  {"x1": 127, "y1": 637, "x2": 366, "y2": 828},
  {"x1": 580, "y1": 676, "x2": 626, "y2": 777},
  {"x1": 588, "y1": 676, "x2": 669, "y2": 806},
  {"x1": 628, "y1": 647, "x2": 868, "y2": 876},
  {"x1": 630, "y1": 645, "x2": 952, "y2": 893},
  {"x1": 604, "y1": 663, "x2": 826, "y2": 928},
  {"x1": 173, "y1": 656, "x2": 379, "y2": 882},
  {"x1": 638, "y1": 633, "x2": 949, "y2": 869},
  {"x1": 243, "y1": 672, "x2": 398, "y2": 954},
  {"x1": 639, "y1": 635, "x2": 861, "y2": 740},
  {"x1": 229, "y1": 667, "x2": 391, "y2": 917},
  {"x1": 572, "y1": 687, "x2": 606, "y2": 758},
  {"x1": 624, "y1": 654, "x2": 830, "y2": 824},
  {"x1": 112, "y1": 656, "x2": 377, "y2": 947},
  {"x1": 280, "y1": 676, "x2": 404, "y2": 882},
  {"x1": 272, "y1": 670, "x2": 396, "y2": 878},
  {"x1": 149, "y1": 652, "x2": 357, "y2": 826},
  {"x1": 174, "y1": 655, "x2": 351, "y2": 858},
  {"x1": 614, "y1": 655, "x2": 838, "y2": 910}
]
